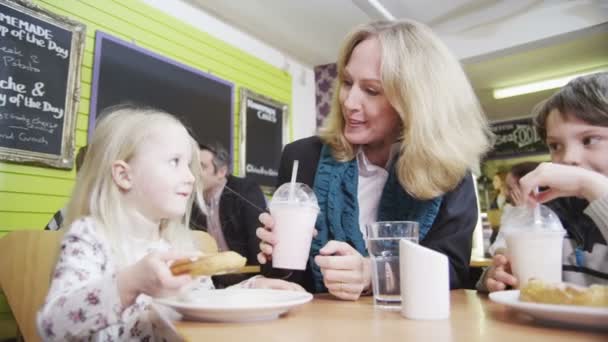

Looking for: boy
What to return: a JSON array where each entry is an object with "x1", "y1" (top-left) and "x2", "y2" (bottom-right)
[{"x1": 483, "y1": 72, "x2": 608, "y2": 291}]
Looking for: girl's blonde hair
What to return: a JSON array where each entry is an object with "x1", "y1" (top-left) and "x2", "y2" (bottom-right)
[
  {"x1": 64, "y1": 105, "x2": 202, "y2": 265},
  {"x1": 319, "y1": 20, "x2": 491, "y2": 199}
]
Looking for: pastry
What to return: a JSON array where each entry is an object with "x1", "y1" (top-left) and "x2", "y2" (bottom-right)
[
  {"x1": 520, "y1": 279, "x2": 608, "y2": 307},
  {"x1": 170, "y1": 251, "x2": 246, "y2": 276}
]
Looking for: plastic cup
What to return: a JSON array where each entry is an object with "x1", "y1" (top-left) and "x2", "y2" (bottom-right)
[
  {"x1": 505, "y1": 230, "x2": 565, "y2": 286},
  {"x1": 270, "y1": 182, "x2": 319, "y2": 270},
  {"x1": 501, "y1": 204, "x2": 566, "y2": 287}
]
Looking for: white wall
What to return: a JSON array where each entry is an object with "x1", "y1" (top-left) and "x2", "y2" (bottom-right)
[{"x1": 141, "y1": 0, "x2": 317, "y2": 141}]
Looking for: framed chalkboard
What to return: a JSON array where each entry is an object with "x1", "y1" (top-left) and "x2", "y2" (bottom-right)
[
  {"x1": 487, "y1": 117, "x2": 548, "y2": 159},
  {"x1": 0, "y1": 0, "x2": 85, "y2": 169},
  {"x1": 239, "y1": 88, "x2": 288, "y2": 190},
  {"x1": 90, "y1": 31, "x2": 234, "y2": 157}
]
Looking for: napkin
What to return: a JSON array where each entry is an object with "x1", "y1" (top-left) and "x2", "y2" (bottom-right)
[{"x1": 399, "y1": 239, "x2": 450, "y2": 320}]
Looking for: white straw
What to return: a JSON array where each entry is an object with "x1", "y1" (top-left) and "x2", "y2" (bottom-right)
[
  {"x1": 533, "y1": 187, "x2": 542, "y2": 227},
  {"x1": 288, "y1": 160, "x2": 299, "y2": 202}
]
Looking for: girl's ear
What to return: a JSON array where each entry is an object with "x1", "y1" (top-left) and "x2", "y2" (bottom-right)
[{"x1": 111, "y1": 160, "x2": 132, "y2": 190}]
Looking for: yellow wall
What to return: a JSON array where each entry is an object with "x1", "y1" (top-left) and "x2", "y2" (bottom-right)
[{"x1": 0, "y1": 0, "x2": 292, "y2": 235}]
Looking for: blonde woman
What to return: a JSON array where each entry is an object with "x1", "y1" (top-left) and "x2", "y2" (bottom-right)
[
  {"x1": 37, "y1": 105, "x2": 302, "y2": 341},
  {"x1": 257, "y1": 20, "x2": 491, "y2": 300}
]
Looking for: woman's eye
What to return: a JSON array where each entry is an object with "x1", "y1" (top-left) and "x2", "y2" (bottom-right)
[
  {"x1": 366, "y1": 88, "x2": 379, "y2": 96},
  {"x1": 169, "y1": 158, "x2": 179, "y2": 167},
  {"x1": 342, "y1": 79, "x2": 353, "y2": 87}
]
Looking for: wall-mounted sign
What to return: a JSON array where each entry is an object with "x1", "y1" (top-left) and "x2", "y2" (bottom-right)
[
  {"x1": 90, "y1": 31, "x2": 234, "y2": 155},
  {"x1": 0, "y1": 0, "x2": 85, "y2": 169},
  {"x1": 239, "y1": 89, "x2": 288, "y2": 190},
  {"x1": 486, "y1": 117, "x2": 548, "y2": 159}
]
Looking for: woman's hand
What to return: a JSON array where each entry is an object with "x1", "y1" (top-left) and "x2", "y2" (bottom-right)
[
  {"x1": 250, "y1": 276, "x2": 306, "y2": 292},
  {"x1": 117, "y1": 250, "x2": 197, "y2": 307},
  {"x1": 256, "y1": 212, "x2": 318, "y2": 264},
  {"x1": 256, "y1": 212, "x2": 276, "y2": 264},
  {"x1": 314, "y1": 241, "x2": 371, "y2": 301},
  {"x1": 519, "y1": 162, "x2": 608, "y2": 204},
  {"x1": 485, "y1": 254, "x2": 518, "y2": 292}
]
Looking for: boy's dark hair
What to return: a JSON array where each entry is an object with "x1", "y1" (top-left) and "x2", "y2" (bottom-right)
[
  {"x1": 508, "y1": 161, "x2": 540, "y2": 180},
  {"x1": 199, "y1": 142, "x2": 231, "y2": 174},
  {"x1": 534, "y1": 72, "x2": 608, "y2": 140}
]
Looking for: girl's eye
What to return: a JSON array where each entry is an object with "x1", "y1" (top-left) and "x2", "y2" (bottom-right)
[
  {"x1": 342, "y1": 79, "x2": 353, "y2": 87},
  {"x1": 169, "y1": 158, "x2": 179, "y2": 167}
]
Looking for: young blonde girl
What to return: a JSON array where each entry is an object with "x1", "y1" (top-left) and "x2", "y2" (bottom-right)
[{"x1": 37, "y1": 106, "x2": 302, "y2": 341}]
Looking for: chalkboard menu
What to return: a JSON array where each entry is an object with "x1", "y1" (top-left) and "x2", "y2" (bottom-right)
[
  {"x1": 239, "y1": 89, "x2": 288, "y2": 190},
  {"x1": 487, "y1": 117, "x2": 548, "y2": 159},
  {"x1": 0, "y1": 0, "x2": 85, "y2": 169},
  {"x1": 90, "y1": 31, "x2": 234, "y2": 157}
]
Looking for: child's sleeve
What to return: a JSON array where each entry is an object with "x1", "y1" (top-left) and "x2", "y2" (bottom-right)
[
  {"x1": 585, "y1": 194, "x2": 608, "y2": 242},
  {"x1": 36, "y1": 219, "x2": 125, "y2": 341}
]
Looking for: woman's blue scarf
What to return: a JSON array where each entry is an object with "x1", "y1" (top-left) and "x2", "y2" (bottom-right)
[{"x1": 310, "y1": 145, "x2": 443, "y2": 292}]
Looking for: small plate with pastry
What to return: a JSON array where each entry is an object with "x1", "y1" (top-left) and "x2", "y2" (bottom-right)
[
  {"x1": 489, "y1": 279, "x2": 608, "y2": 330},
  {"x1": 155, "y1": 288, "x2": 313, "y2": 322}
]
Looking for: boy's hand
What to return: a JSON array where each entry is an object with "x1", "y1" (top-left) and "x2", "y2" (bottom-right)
[
  {"x1": 519, "y1": 162, "x2": 608, "y2": 204},
  {"x1": 485, "y1": 254, "x2": 518, "y2": 292}
]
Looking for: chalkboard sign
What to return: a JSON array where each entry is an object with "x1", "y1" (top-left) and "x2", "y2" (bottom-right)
[
  {"x1": 239, "y1": 89, "x2": 288, "y2": 190},
  {"x1": 0, "y1": 0, "x2": 85, "y2": 169},
  {"x1": 90, "y1": 31, "x2": 234, "y2": 157},
  {"x1": 487, "y1": 117, "x2": 548, "y2": 159}
]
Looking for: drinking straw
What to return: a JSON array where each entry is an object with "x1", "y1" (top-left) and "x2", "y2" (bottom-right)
[
  {"x1": 288, "y1": 160, "x2": 299, "y2": 202},
  {"x1": 533, "y1": 187, "x2": 542, "y2": 227}
]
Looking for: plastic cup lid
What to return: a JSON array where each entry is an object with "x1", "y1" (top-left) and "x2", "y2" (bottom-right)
[{"x1": 270, "y1": 182, "x2": 319, "y2": 209}]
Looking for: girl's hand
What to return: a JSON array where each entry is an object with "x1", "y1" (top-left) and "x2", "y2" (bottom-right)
[
  {"x1": 485, "y1": 254, "x2": 518, "y2": 292},
  {"x1": 519, "y1": 162, "x2": 608, "y2": 204},
  {"x1": 117, "y1": 250, "x2": 198, "y2": 307},
  {"x1": 250, "y1": 276, "x2": 306, "y2": 292},
  {"x1": 314, "y1": 241, "x2": 371, "y2": 301}
]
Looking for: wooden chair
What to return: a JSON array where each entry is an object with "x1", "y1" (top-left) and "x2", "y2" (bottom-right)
[
  {"x1": 0, "y1": 230, "x2": 64, "y2": 342},
  {"x1": 0, "y1": 230, "x2": 250, "y2": 341}
]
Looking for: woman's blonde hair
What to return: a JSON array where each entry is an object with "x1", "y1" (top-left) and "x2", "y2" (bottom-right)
[
  {"x1": 319, "y1": 20, "x2": 491, "y2": 199},
  {"x1": 64, "y1": 105, "x2": 202, "y2": 265}
]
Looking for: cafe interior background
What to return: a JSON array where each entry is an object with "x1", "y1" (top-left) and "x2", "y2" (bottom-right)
[{"x1": 0, "y1": 0, "x2": 607, "y2": 338}]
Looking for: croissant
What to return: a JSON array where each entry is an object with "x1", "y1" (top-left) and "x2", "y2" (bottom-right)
[
  {"x1": 520, "y1": 279, "x2": 608, "y2": 307},
  {"x1": 170, "y1": 251, "x2": 247, "y2": 276}
]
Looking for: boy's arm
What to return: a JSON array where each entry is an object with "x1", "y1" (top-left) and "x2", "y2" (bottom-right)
[{"x1": 584, "y1": 194, "x2": 608, "y2": 242}]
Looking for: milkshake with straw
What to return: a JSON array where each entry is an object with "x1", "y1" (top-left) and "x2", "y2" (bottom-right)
[
  {"x1": 269, "y1": 160, "x2": 320, "y2": 270},
  {"x1": 502, "y1": 202, "x2": 566, "y2": 287}
]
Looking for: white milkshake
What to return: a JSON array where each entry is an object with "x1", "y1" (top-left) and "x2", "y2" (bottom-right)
[
  {"x1": 269, "y1": 177, "x2": 319, "y2": 270},
  {"x1": 500, "y1": 204, "x2": 566, "y2": 287},
  {"x1": 505, "y1": 230, "x2": 564, "y2": 286}
]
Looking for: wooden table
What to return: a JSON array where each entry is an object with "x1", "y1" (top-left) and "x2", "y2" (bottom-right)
[{"x1": 174, "y1": 290, "x2": 606, "y2": 341}]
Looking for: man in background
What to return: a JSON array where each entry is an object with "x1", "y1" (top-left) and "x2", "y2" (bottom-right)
[{"x1": 190, "y1": 142, "x2": 267, "y2": 285}]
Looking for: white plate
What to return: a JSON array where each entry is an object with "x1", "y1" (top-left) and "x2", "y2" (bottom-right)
[
  {"x1": 489, "y1": 290, "x2": 608, "y2": 330},
  {"x1": 156, "y1": 288, "x2": 313, "y2": 322}
]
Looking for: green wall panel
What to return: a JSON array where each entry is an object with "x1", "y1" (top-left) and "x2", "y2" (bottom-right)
[{"x1": 0, "y1": 0, "x2": 292, "y2": 233}]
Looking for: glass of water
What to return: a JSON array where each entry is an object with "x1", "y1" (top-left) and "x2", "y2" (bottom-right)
[{"x1": 366, "y1": 221, "x2": 419, "y2": 310}]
